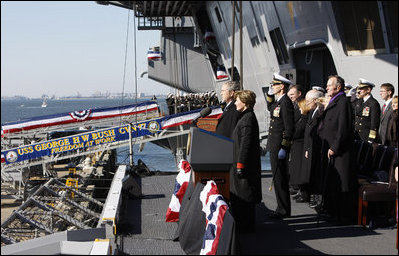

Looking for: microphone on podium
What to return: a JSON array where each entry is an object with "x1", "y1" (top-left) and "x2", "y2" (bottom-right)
[{"x1": 192, "y1": 107, "x2": 212, "y2": 126}]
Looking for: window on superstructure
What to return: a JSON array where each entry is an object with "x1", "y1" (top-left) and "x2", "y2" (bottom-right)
[
  {"x1": 193, "y1": 27, "x2": 200, "y2": 48},
  {"x1": 336, "y1": 1, "x2": 385, "y2": 54},
  {"x1": 215, "y1": 6, "x2": 222, "y2": 23},
  {"x1": 269, "y1": 28, "x2": 289, "y2": 65},
  {"x1": 382, "y1": 1, "x2": 398, "y2": 53}
]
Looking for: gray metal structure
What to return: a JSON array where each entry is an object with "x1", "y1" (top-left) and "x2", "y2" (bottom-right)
[
  {"x1": 1, "y1": 164, "x2": 128, "y2": 254},
  {"x1": 98, "y1": 1, "x2": 398, "y2": 144},
  {"x1": 1, "y1": 178, "x2": 104, "y2": 246}
]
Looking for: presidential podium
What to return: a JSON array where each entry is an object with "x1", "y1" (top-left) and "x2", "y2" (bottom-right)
[{"x1": 187, "y1": 127, "x2": 233, "y2": 201}]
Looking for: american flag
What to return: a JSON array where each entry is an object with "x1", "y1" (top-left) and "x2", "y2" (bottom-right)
[
  {"x1": 200, "y1": 181, "x2": 228, "y2": 255},
  {"x1": 165, "y1": 159, "x2": 192, "y2": 222}
]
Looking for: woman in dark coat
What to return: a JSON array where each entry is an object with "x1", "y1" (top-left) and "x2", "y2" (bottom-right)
[
  {"x1": 230, "y1": 90, "x2": 262, "y2": 233},
  {"x1": 288, "y1": 98, "x2": 309, "y2": 202}
]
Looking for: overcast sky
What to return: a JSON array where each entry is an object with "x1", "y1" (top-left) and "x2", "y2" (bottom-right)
[{"x1": 1, "y1": 1, "x2": 172, "y2": 98}]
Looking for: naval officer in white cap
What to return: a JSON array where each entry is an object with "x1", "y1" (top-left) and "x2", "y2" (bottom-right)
[
  {"x1": 353, "y1": 78, "x2": 381, "y2": 142},
  {"x1": 265, "y1": 73, "x2": 295, "y2": 219}
]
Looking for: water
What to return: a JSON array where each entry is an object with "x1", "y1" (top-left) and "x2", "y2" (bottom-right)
[{"x1": 1, "y1": 98, "x2": 270, "y2": 171}]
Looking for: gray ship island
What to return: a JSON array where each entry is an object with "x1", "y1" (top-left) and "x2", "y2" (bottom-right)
[{"x1": 1, "y1": 1, "x2": 398, "y2": 255}]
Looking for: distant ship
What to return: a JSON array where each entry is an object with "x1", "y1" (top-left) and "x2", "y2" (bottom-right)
[{"x1": 41, "y1": 98, "x2": 47, "y2": 108}]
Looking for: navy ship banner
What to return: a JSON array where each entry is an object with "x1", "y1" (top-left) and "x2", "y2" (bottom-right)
[{"x1": 1, "y1": 119, "x2": 162, "y2": 165}]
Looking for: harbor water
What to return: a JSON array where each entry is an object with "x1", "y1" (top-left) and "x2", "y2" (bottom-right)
[{"x1": 1, "y1": 97, "x2": 271, "y2": 171}]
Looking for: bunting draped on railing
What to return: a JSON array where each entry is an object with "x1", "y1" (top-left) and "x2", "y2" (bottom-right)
[
  {"x1": 1, "y1": 101, "x2": 159, "y2": 136},
  {"x1": 1, "y1": 106, "x2": 223, "y2": 165}
]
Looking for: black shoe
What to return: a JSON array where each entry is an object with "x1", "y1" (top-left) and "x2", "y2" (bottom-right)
[
  {"x1": 295, "y1": 195, "x2": 310, "y2": 203},
  {"x1": 292, "y1": 191, "x2": 301, "y2": 200},
  {"x1": 308, "y1": 194, "x2": 316, "y2": 206},
  {"x1": 268, "y1": 211, "x2": 290, "y2": 219},
  {"x1": 289, "y1": 187, "x2": 299, "y2": 195},
  {"x1": 309, "y1": 200, "x2": 318, "y2": 208}
]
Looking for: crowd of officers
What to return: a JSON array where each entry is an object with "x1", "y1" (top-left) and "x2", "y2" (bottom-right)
[
  {"x1": 211, "y1": 75, "x2": 397, "y2": 233},
  {"x1": 166, "y1": 91, "x2": 219, "y2": 114}
]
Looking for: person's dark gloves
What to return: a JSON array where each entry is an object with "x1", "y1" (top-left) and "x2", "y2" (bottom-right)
[{"x1": 278, "y1": 148, "x2": 286, "y2": 159}]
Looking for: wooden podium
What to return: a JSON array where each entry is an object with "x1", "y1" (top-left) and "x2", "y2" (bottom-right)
[
  {"x1": 192, "y1": 171, "x2": 230, "y2": 202},
  {"x1": 187, "y1": 127, "x2": 233, "y2": 202}
]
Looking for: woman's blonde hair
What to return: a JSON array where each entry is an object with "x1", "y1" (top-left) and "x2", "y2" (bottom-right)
[
  {"x1": 297, "y1": 98, "x2": 311, "y2": 115},
  {"x1": 392, "y1": 95, "x2": 398, "y2": 104},
  {"x1": 235, "y1": 90, "x2": 256, "y2": 109}
]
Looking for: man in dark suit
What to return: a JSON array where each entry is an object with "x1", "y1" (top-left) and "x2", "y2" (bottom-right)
[
  {"x1": 215, "y1": 81, "x2": 241, "y2": 139},
  {"x1": 287, "y1": 84, "x2": 305, "y2": 198},
  {"x1": 318, "y1": 75, "x2": 358, "y2": 224},
  {"x1": 266, "y1": 73, "x2": 295, "y2": 219},
  {"x1": 353, "y1": 78, "x2": 381, "y2": 143},
  {"x1": 379, "y1": 83, "x2": 395, "y2": 145}
]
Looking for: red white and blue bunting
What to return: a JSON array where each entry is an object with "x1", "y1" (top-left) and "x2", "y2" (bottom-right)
[
  {"x1": 200, "y1": 180, "x2": 228, "y2": 255},
  {"x1": 1, "y1": 101, "x2": 159, "y2": 136},
  {"x1": 165, "y1": 159, "x2": 192, "y2": 222}
]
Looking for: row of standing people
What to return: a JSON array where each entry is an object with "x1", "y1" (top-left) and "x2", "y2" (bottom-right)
[
  {"x1": 214, "y1": 74, "x2": 397, "y2": 233},
  {"x1": 289, "y1": 81, "x2": 397, "y2": 205},
  {"x1": 166, "y1": 91, "x2": 219, "y2": 114}
]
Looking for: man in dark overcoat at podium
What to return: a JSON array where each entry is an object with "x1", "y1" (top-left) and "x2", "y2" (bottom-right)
[{"x1": 215, "y1": 81, "x2": 241, "y2": 138}]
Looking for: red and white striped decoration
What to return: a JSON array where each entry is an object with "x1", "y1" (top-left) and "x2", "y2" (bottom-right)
[
  {"x1": 199, "y1": 180, "x2": 228, "y2": 255},
  {"x1": 1, "y1": 101, "x2": 159, "y2": 136},
  {"x1": 165, "y1": 159, "x2": 192, "y2": 222},
  {"x1": 147, "y1": 51, "x2": 161, "y2": 60}
]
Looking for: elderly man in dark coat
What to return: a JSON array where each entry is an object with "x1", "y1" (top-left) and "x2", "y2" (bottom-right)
[
  {"x1": 318, "y1": 75, "x2": 358, "y2": 224},
  {"x1": 301, "y1": 89, "x2": 324, "y2": 208},
  {"x1": 230, "y1": 90, "x2": 262, "y2": 233}
]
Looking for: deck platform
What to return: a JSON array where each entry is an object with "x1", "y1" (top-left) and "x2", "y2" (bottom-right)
[{"x1": 117, "y1": 171, "x2": 397, "y2": 255}]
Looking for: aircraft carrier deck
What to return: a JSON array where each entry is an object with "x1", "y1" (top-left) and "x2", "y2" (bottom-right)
[{"x1": 117, "y1": 171, "x2": 397, "y2": 255}]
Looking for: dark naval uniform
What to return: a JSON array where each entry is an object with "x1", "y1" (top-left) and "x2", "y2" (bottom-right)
[
  {"x1": 266, "y1": 89, "x2": 295, "y2": 218},
  {"x1": 354, "y1": 95, "x2": 381, "y2": 142}
]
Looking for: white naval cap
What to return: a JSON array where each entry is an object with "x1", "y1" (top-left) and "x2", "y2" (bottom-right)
[
  {"x1": 358, "y1": 78, "x2": 375, "y2": 88},
  {"x1": 344, "y1": 83, "x2": 353, "y2": 89},
  {"x1": 312, "y1": 86, "x2": 326, "y2": 93},
  {"x1": 271, "y1": 73, "x2": 293, "y2": 85}
]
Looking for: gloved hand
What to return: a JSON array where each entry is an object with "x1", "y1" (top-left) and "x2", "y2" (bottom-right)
[
  {"x1": 278, "y1": 148, "x2": 286, "y2": 159},
  {"x1": 267, "y1": 87, "x2": 275, "y2": 96},
  {"x1": 236, "y1": 168, "x2": 244, "y2": 179}
]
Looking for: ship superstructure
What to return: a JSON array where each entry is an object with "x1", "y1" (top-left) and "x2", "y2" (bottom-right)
[{"x1": 98, "y1": 1, "x2": 398, "y2": 145}]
